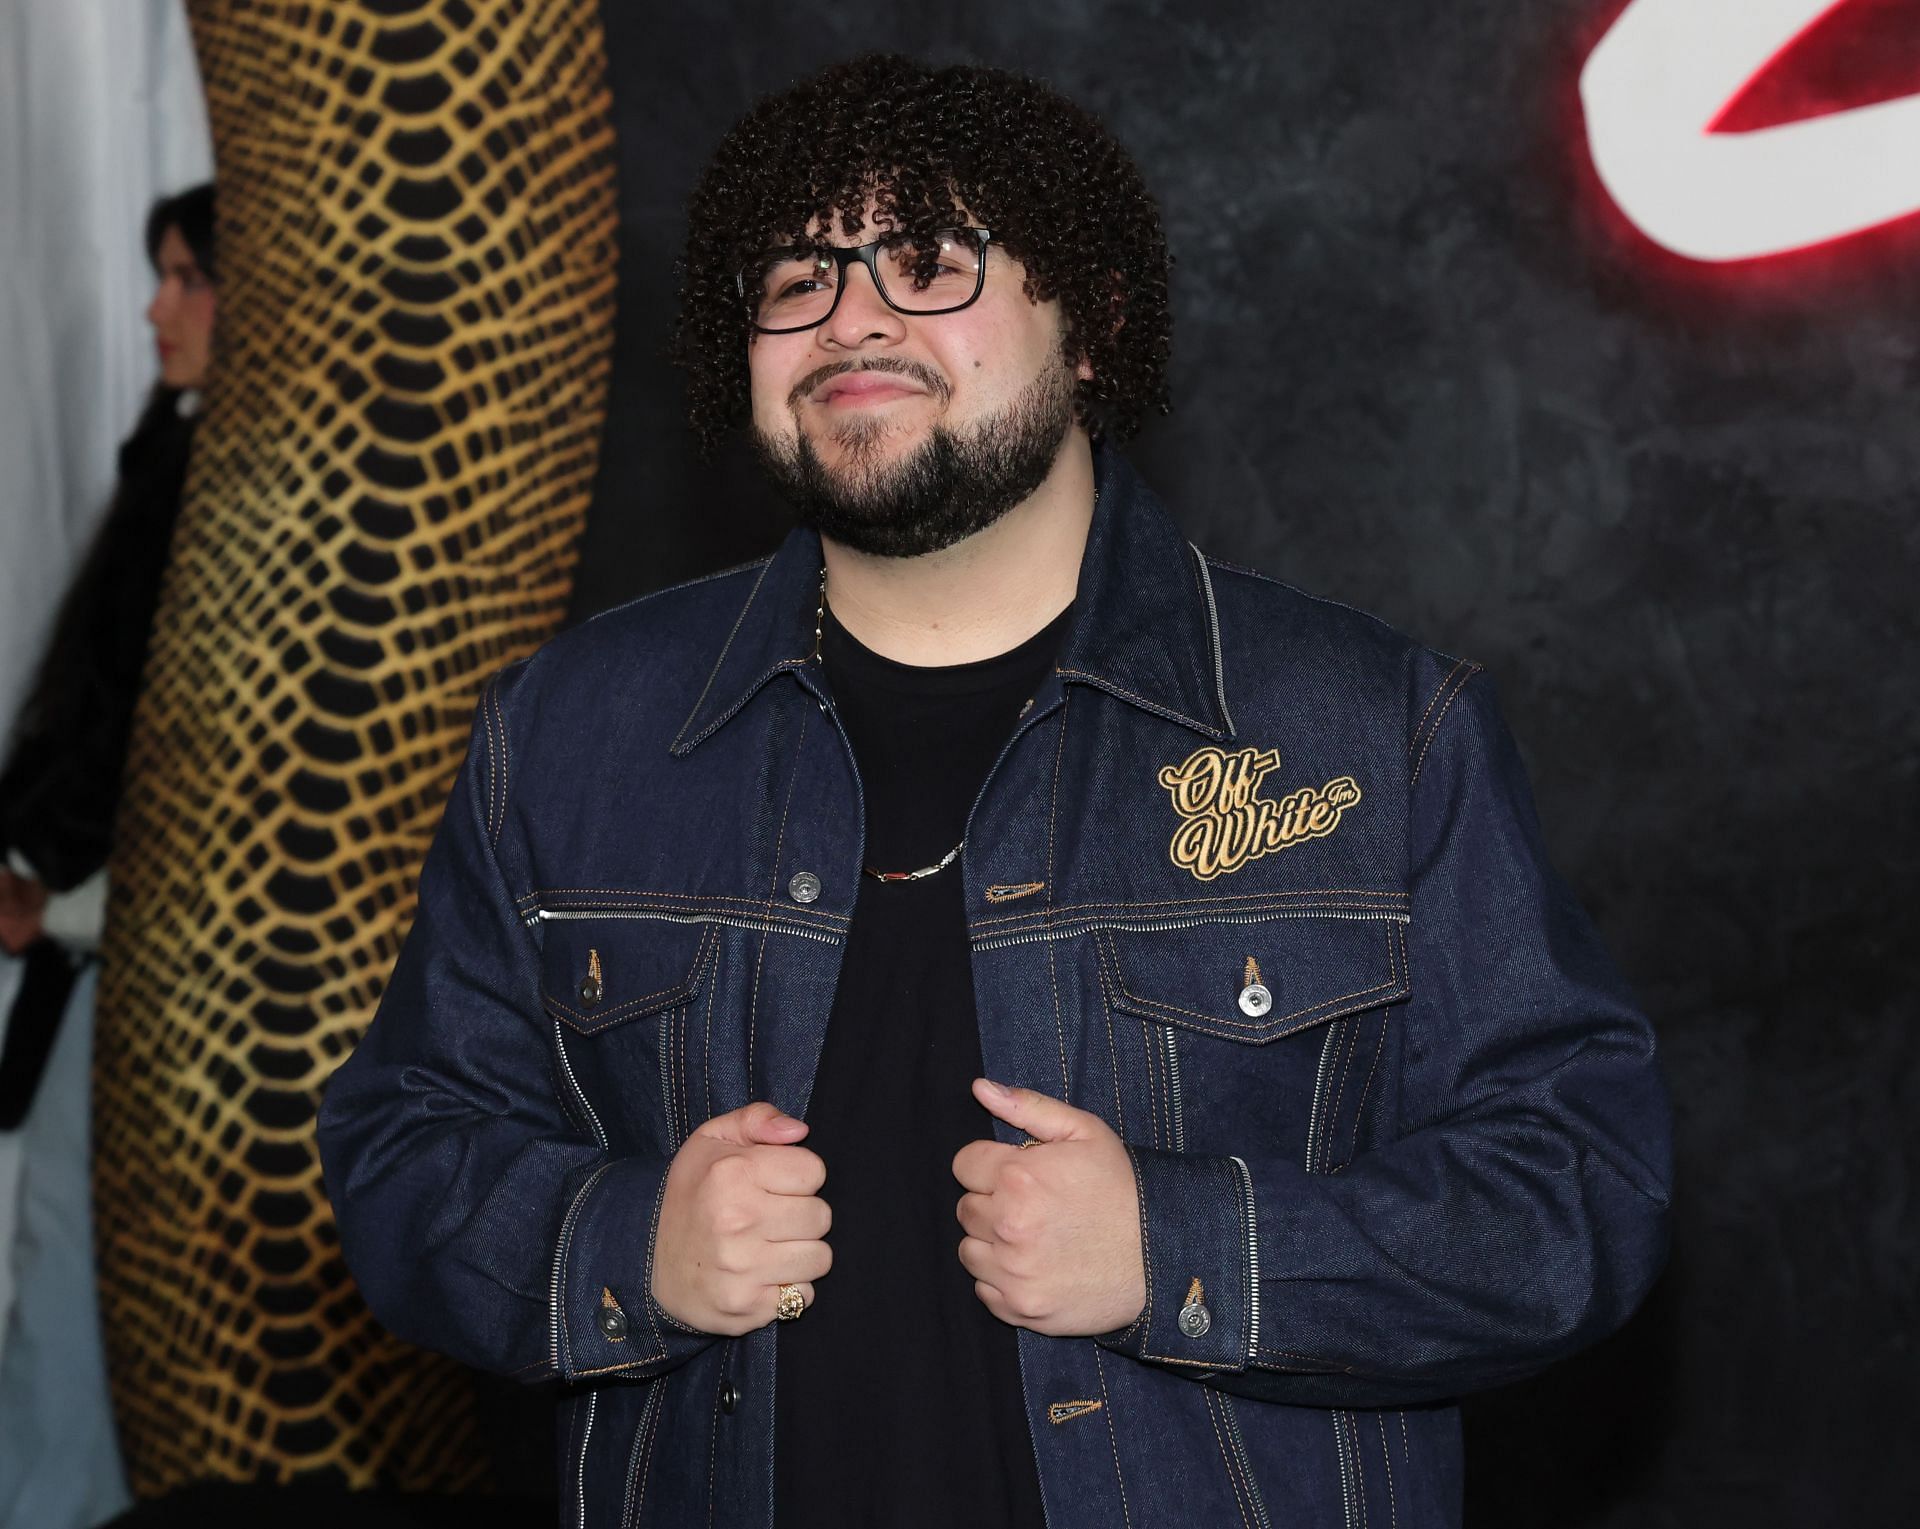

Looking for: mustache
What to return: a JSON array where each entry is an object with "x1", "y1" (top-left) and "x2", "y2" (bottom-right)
[{"x1": 787, "y1": 357, "x2": 951, "y2": 409}]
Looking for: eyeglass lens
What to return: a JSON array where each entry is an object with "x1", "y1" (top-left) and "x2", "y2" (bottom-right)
[{"x1": 748, "y1": 230, "x2": 984, "y2": 329}]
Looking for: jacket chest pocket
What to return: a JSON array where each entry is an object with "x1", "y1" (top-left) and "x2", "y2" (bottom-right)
[
  {"x1": 539, "y1": 917, "x2": 721, "y2": 1159},
  {"x1": 1093, "y1": 911, "x2": 1411, "y2": 1168}
]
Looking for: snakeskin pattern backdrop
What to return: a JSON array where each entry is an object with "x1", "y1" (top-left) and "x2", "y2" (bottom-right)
[{"x1": 94, "y1": 0, "x2": 617, "y2": 1495}]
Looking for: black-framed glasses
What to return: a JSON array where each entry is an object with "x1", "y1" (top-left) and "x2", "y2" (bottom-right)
[{"x1": 738, "y1": 227, "x2": 994, "y2": 334}]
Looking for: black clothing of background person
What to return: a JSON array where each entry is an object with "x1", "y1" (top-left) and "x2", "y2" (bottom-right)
[
  {"x1": 0, "y1": 389, "x2": 199, "y2": 891},
  {"x1": 0, "y1": 388, "x2": 199, "y2": 1128}
]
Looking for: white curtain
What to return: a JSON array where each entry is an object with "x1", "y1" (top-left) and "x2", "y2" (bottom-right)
[
  {"x1": 0, "y1": 0, "x2": 212, "y2": 736},
  {"x1": 0, "y1": 5, "x2": 213, "y2": 1517}
]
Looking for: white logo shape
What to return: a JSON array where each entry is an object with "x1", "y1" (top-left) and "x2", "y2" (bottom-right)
[{"x1": 1582, "y1": 0, "x2": 1920, "y2": 261}]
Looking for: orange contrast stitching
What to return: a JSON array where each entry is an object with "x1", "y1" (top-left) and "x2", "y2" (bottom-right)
[
  {"x1": 1054, "y1": 667, "x2": 1216, "y2": 736},
  {"x1": 1410, "y1": 658, "x2": 1473, "y2": 758},
  {"x1": 1409, "y1": 664, "x2": 1481, "y2": 788}
]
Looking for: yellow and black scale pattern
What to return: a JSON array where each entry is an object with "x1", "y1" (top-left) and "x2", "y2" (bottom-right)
[{"x1": 95, "y1": 0, "x2": 617, "y2": 1495}]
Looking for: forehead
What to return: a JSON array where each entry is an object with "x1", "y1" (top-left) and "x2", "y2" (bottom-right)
[{"x1": 155, "y1": 225, "x2": 199, "y2": 270}]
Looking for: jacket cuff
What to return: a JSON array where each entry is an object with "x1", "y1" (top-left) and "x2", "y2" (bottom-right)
[
  {"x1": 1098, "y1": 1145, "x2": 1257, "y2": 1373},
  {"x1": 552, "y1": 1153, "x2": 716, "y2": 1380}
]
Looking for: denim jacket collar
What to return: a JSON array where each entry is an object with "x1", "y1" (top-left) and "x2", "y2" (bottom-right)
[{"x1": 669, "y1": 442, "x2": 1235, "y2": 756}]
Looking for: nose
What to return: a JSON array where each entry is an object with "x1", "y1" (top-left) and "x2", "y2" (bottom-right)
[
  {"x1": 147, "y1": 278, "x2": 173, "y2": 330},
  {"x1": 818, "y1": 260, "x2": 904, "y2": 351}
]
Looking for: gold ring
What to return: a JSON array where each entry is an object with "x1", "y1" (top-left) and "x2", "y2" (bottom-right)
[
  {"x1": 1017, "y1": 1137, "x2": 1041, "y2": 1149},
  {"x1": 775, "y1": 1284, "x2": 806, "y2": 1321}
]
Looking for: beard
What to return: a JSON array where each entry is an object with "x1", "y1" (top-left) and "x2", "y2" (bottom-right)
[{"x1": 750, "y1": 356, "x2": 1077, "y2": 559}]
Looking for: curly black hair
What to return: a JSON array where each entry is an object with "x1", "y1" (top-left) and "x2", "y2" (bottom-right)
[{"x1": 672, "y1": 54, "x2": 1171, "y2": 455}]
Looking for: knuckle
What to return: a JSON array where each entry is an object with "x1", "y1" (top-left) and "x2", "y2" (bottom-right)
[{"x1": 711, "y1": 1202, "x2": 754, "y2": 1239}]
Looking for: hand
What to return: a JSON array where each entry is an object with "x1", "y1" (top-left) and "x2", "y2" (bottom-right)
[
  {"x1": 0, "y1": 870, "x2": 47, "y2": 957},
  {"x1": 651, "y1": 1101, "x2": 832, "y2": 1336},
  {"x1": 952, "y1": 1079, "x2": 1146, "y2": 1337}
]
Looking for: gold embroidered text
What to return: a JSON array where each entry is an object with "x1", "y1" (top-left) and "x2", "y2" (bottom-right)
[{"x1": 1157, "y1": 746, "x2": 1362, "y2": 881}]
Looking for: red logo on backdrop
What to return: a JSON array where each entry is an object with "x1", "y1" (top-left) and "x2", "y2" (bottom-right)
[{"x1": 1581, "y1": 0, "x2": 1920, "y2": 262}]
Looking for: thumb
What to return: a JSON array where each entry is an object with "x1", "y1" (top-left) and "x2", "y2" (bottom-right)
[
  {"x1": 972, "y1": 1079, "x2": 1088, "y2": 1143},
  {"x1": 699, "y1": 1100, "x2": 809, "y2": 1147}
]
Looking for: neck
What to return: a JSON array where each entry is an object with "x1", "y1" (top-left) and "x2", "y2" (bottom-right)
[{"x1": 821, "y1": 431, "x2": 1095, "y2": 666}]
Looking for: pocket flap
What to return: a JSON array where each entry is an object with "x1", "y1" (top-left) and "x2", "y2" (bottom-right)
[
  {"x1": 540, "y1": 918, "x2": 716, "y2": 1036},
  {"x1": 1097, "y1": 916, "x2": 1409, "y2": 1044}
]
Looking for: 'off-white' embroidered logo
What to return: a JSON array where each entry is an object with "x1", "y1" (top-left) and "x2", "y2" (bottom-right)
[{"x1": 1157, "y1": 746, "x2": 1361, "y2": 882}]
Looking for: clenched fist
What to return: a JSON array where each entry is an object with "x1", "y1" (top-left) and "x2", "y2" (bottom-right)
[
  {"x1": 651, "y1": 1101, "x2": 832, "y2": 1336},
  {"x1": 953, "y1": 1079, "x2": 1146, "y2": 1337}
]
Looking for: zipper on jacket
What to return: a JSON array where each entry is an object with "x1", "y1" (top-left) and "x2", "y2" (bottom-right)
[
  {"x1": 976, "y1": 906, "x2": 1409, "y2": 953},
  {"x1": 549, "y1": 1160, "x2": 614, "y2": 1377},
  {"x1": 575, "y1": 1389, "x2": 597, "y2": 1529},
  {"x1": 553, "y1": 1016, "x2": 608, "y2": 1149},
  {"x1": 620, "y1": 1376, "x2": 667, "y2": 1529},
  {"x1": 1331, "y1": 1411, "x2": 1360, "y2": 1529},
  {"x1": 1161, "y1": 1025, "x2": 1187, "y2": 1153},
  {"x1": 1304, "y1": 1025, "x2": 1342, "y2": 1175},
  {"x1": 1218, "y1": 1393, "x2": 1273, "y2": 1529},
  {"x1": 657, "y1": 1000, "x2": 679, "y2": 1152},
  {"x1": 533, "y1": 907, "x2": 841, "y2": 946},
  {"x1": 1229, "y1": 1154, "x2": 1261, "y2": 1363}
]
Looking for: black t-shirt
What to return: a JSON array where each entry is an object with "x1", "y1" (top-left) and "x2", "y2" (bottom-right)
[{"x1": 774, "y1": 602, "x2": 1070, "y2": 1529}]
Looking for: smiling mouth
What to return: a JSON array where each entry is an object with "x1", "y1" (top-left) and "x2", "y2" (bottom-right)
[
  {"x1": 791, "y1": 359, "x2": 950, "y2": 411},
  {"x1": 816, "y1": 375, "x2": 924, "y2": 407}
]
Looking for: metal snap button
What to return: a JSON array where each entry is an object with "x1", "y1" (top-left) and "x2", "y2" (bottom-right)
[
  {"x1": 788, "y1": 871, "x2": 822, "y2": 904},
  {"x1": 579, "y1": 976, "x2": 603, "y2": 1004},
  {"x1": 597, "y1": 1307, "x2": 627, "y2": 1341},
  {"x1": 1238, "y1": 982, "x2": 1272, "y2": 1018},
  {"x1": 1178, "y1": 1301, "x2": 1213, "y2": 1338},
  {"x1": 719, "y1": 1381, "x2": 738, "y2": 1415}
]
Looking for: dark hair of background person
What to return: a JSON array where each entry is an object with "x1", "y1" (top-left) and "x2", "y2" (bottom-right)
[
  {"x1": 0, "y1": 180, "x2": 217, "y2": 893},
  {"x1": 144, "y1": 180, "x2": 217, "y2": 286},
  {"x1": 670, "y1": 52, "x2": 1172, "y2": 455}
]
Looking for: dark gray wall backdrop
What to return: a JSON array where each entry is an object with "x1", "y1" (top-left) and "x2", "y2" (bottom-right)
[{"x1": 569, "y1": 3, "x2": 1920, "y2": 1523}]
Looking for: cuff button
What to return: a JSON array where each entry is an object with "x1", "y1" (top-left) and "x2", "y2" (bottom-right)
[
  {"x1": 1178, "y1": 1301, "x2": 1213, "y2": 1338},
  {"x1": 788, "y1": 871, "x2": 822, "y2": 904},
  {"x1": 1178, "y1": 1276, "x2": 1212, "y2": 1338}
]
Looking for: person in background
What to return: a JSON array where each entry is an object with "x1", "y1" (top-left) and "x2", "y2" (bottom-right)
[
  {"x1": 0, "y1": 182, "x2": 215, "y2": 1103},
  {"x1": 0, "y1": 181, "x2": 215, "y2": 1529}
]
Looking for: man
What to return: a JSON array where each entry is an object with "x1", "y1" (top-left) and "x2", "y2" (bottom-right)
[{"x1": 319, "y1": 54, "x2": 1670, "y2": 1528}]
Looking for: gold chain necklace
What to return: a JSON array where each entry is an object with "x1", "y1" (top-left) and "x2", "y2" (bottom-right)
[{"x1": 813, "y1": 568, "x2": 965, "y2": 884}]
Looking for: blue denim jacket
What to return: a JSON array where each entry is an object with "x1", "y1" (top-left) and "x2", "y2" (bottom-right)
[{"x1": 319, "y1": 447, "x2": 1671, "y2": 1528}]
